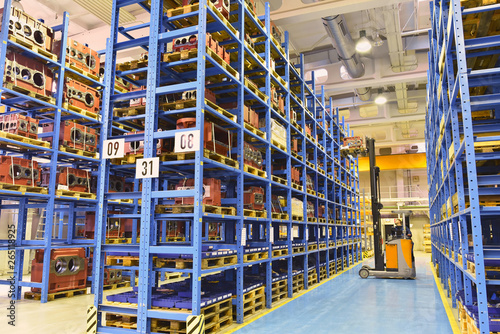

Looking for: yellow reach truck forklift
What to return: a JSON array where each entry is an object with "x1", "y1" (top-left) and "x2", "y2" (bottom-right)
[{"x1": 341, "y1": 137, "x2": 415, "y2": 279}]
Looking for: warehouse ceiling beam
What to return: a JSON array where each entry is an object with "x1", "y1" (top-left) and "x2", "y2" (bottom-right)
[{"x1": 270, "y1": 0, "x2": 413, "y2": 25}]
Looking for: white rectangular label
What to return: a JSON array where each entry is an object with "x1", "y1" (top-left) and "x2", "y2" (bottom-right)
[
  {"x1": 270, "y1": 227, "x2": 274, "y2": 243},
  {"x1": 57, "y1": 185, "x2": 69, "y2": 191},
  {"x1": 135, "y1": 157, "x2": 160, "y2": 179},
  {"x1": 174, "y1": 130, "x2": 200, "y2": 153},
  {"x1": 293, "y1": 226, "x2": 299, "y2": 238},
  {"x1": 102, "y1": 138, "x2": 125, "y2": 159},
  {"x1": 449, "y1": 222, "x2": 453, "y2": 241},
  {"x1": 242, "y1": 227, "x2": 247, "y2": 246}
]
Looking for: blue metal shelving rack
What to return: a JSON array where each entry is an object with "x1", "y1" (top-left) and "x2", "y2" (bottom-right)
[
  {"x1": 426, "y1": 0, "x2": 500, "y2": 332},
  {"x1": 0, "y1": 0, "x2": 104, "y2": 303},
  {"x1": 92, "y1": 0, "x2": 361, "y2": 332}
]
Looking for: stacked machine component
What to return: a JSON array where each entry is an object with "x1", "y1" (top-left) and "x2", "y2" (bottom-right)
[
  {"x1": 427, "y1": 1, "x2": 500, "y2": 333},
  {"x1": 16, "y1": 0, "x2": 367, "y2": 333}
]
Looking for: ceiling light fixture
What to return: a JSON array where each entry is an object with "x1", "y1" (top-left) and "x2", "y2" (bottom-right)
[
  {"x1": 374, "y1": 88, "x2": 387, "y2": 105},
  {"x1": 372, "y1": 32, "x2": 384, "y2": 47},
  {"x1": 12, "y1": 0, "x2": 24, "y2": 11},
  {"x1": 355, "y1": 30, "x2": 372, "y2": 53}
]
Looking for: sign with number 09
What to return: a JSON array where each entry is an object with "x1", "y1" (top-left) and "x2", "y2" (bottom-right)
[
  {"x1": 174, "y1": 130, "x2": 200, "y2": 153},
  {"x1": 135, "y1": 157, "x2": 160, "y2": 179},
  {"x1": 102, "y1": 139, "x2": 125, "y2": 159}
]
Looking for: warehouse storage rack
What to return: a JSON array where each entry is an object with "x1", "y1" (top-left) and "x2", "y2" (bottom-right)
[
  {"x1": 0, "y1": 0, "x2": 120, "y2": 303},
  {"x1": 426, "y1": 0, "x2": 500, "y2": 332},
  {"x1": 92, "y1": 0, "x2": 361, "y2": 331}
]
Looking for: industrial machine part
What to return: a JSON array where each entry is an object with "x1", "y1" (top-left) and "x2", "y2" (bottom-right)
[
  {"x1": 307, "y1": 201, "x2": 315, "y2": 218},
  {"x1": 210, "y1": 0, "x2": 230, "y2": 19},
  {"x1": 63, "y1": 78, "x2": 100, "y2": 113},
  {"x1": 0, "y1": 156, "x2": 40, "y2": 186},
  {"x1": 172, "y1": 33, "x2": 230, "y2": 65},
  {"x1": 343, "y1": 138, "x2": 416, "y2": 279},
  {"x1": 245, "y1": 33, "x2": 255, "y2": 50},
  {"x1": 271, "y1": 195, "x2": 286, "y2": 213},
  {"x1": 243, "y1": 105, "x2": 259, "y2": 128},
  {"x1": 115, "y1": 76, "x2": 133, "y2": 92},
  {"x1": 31, "y1": 248, "x2": 88, "y2": 293},
  {"x1": 243, "y1": 142, "x2": 263, "y2": 169},
  {"x1": 244, "y1": 186, "x2": 265, "y2": 210},
  {"x1": 3, "y1": 7, "x2": 54, "y2": 52},
  {"x1": 103, "y1": 269, "x2": 123, "y2": 285},
  {"x1": 124, "y1": 130, "x2": 171, "y2": 156},
  {"x1": 84, "y1": 212, "x2": 136, "y2": 239},
  {"x1": 244, "y1": 0, "x2": 256, "y2": 13},
  {"x1": 53, "y1": 38, "x2": 100, "y2": 77},
  {"x1": 109, "y1": 175, "x2": 125, "y2": 193},
  {"x1": 129, "y1": 86, "x2": 146, "y2": 107},
  {"x1": 163, "y1": 221, "x2": 185, "y2": 238},
  {"x1": 341, "y1": 136, "x2": 364, "y2": 157},
  {"x1": 177, "y1": 118, "x2": 232, "y2": 157},
  {"x1": 306, "y1": 174, "x2": 314, "y2": 191},
  {"x1": 175, "y1": 178, "x2": 222, "y2": 206},
  {"x1": 291, "y1": 138, "x2": 299, "y2": 154},
  {"x1": 270, "y1": 119, "x2": 287, "y2": 149},
  {"x1": 43, "y1": 121, "x2": 98, "y2": 153},
  {"x1": 256, "y1": 19, "x2": 282, "y2": 44},
  {"x1": 4, "y1": 50, "x2": 53, "y2": 97},
  {"x1": 291, "y1": 198, "x2": 303, "y2": 217},
  {"x1": 271, "y1": 86, "x2": 284, "y2": 114},
  {"x1": 318, "y1": 205, "x2": 325, "y2": 218},
  {"x1": 0, "y1": 114, "x2": 38, "y2": 139},
  {"x1": 42, "y1": 167, "x2": 91, "y2": 193}
]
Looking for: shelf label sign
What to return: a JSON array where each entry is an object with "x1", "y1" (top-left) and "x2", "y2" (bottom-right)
[
  {"x1": 241, "y1": 227, "x2": 247, "y2": 246},
  {"x1": 136, "y1": 157, "x2": 159, "y2": 179},
  {"x1": 270, "y1": 227, "x2": 274, "y2": 243},
  {"x1": 293, "y1": 226, "x2": 299, "y2": 239},
  {"x1": 102, "y1": 139, "x2": 125, "y2": 159},
  {"x1": 174, "y1": 130, "x2": 200, "y2": 153}
]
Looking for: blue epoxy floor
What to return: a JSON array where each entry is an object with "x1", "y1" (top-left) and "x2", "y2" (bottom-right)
[{"x1": 234, "y1": 252, "x2": 453, "y2": 334}]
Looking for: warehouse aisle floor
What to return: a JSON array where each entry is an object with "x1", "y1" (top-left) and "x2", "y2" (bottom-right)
[{"x1": 231, "y1": 252, "x2": 454, "y2": 334}]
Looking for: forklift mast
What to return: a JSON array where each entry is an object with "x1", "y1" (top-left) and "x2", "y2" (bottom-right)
[{"x1": 367, "y1": 138, "x2": 384, "y2": 271}]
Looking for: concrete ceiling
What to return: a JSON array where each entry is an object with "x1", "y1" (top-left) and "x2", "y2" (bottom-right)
[{"x1": 270, "y1": 0, "x2": 431, "y2": 154}]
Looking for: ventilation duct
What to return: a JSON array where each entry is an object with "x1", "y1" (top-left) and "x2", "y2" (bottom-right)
[{"x1": 322, "y1": 15, "x2": 370, "y2": 100}]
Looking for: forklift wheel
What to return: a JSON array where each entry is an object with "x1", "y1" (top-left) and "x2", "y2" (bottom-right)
[{"x1": 359, "y1": 268, "x2": 369, "y2": 279}]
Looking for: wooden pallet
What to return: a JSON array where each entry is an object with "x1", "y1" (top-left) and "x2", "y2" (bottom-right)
[
  {"x1": 306, "y1": 161, "x2": 315, "y2": 169},
  {"x1": 107, "y1": 256, "x2": 140, "y2": 266},
  {"x1": 308, "y1": 273, "x2": 318, "y2": 286},
  {"x1": 62, "y1": 103, "x2": 100, "y2": 121},
  {"x1": 59, "y1": 145, "x2": 98, "y2": 158},
  {"x1": 156, "y1": 254, "x2": 237, "y2": 270},
  {"x1": 293, "y1": 246, "x2": 305, "y2": 254},
  {"x1": 271, "y1": 175, "x2": 287, "y2": 186},
  {"x1": 291, "y1": 182, "x2": 303, "y2": 191},
  {"x1": 271, "y1": 212, "x2": 289, "y2": 220},
  {"x1": 243, "y1": 251, "x2": 268, "y2": 263},
  {"x1": 105, "y1": 238, "x2": 129, "y2": 244},
  {"x1": 112, "y1": 153, "x2": 142, "y2": 165},
  {"x1": 291, "y1": 151, "x2": 303, "y2": 161},
  {"x1": 0, "y1": 182, "x2": 48, "y2": 195},
  {"x1": 319, "y1": 243, "x2": 327, "y2": 250},
  {"x1": 65, "y1": 63, "x2": 100, "y2": 82},
  {"x1": 308, "y1": 244, "x2": 318, "y2": 251},
  {"x1": 244, "y1": 122, "x2": 266, "y2": 139},
  {"x1": 117, "y1": 58, "x2": 148, "y2": 72},
  {"x1": 24, "y1": 287, "x2": 87, "y2": 301},
  {"x1": 155, "y1": 204, "x2": 236, "y2": 216},
  {"x1": 103, "y1": 281, "x2": 131, "y2": 290},
  {"x1": 0, "y1": 130, "x2": 51, "y2": 148},
  {"x1": 317, "y1": 192, "x2": 325, "y2": 199},
  {"x1": 468, "y1": 260, "x2": 476, "y2": 275},
  {"x1": 318, "y1": 218, "x2": 326, "y2": 223},
  {"x1": 306, "y1": 189, "x2": 316, "y2": 196},
  {"x1": 292, "y1": 215, "x2": 303, "y2": 222},
  {"x1": 244, "y1": 78, "x2": 268, "y2": 102},
  {"x1": 233, "y1": 287, "x2": 266, "y2": 321},
  {"x1": 272, "y1": 248, "x2": 288, "y2": 257},
  {"x1": 56, "y1": 189, "x2": 96, "y2": 199},
  {"x1": 8, "y1": 35, "x2": 57, "y2": 60},
  {"x1": 244, "y1": 164, "x2": 267, "y2": 178},
  {"x1": 159, "y1": 149, "x2": 239, "y2": 168},
  {"x1": 271, "y1": 139, "x2": 287, "y2": 152},
  {"x1": 243, "y1": 209, "x2": 267, "y2": 218},
  {"x1": 307, "y1": 217, "x2": 317, "y2": 223}
]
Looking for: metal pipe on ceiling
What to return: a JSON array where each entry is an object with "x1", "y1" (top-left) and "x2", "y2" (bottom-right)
[{"x1": 322, "y1": 14, "x2": 371, "y2": 100}]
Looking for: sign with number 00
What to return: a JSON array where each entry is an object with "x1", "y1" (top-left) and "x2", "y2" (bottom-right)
[
  {"x1": 174, "y1": 130, "x2": 200, "y2": 153},
  {"x1": 135, "y1": 157, "x2": 160, "y2": 179},
  {"x1": 102, "y1": 139, "x2": 125, "y2": 159}
]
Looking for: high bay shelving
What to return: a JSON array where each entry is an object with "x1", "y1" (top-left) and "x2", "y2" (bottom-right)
[
  {"x1": 93, "y1": 0, "x2": 361, "y2": 331},
  {"x1": 427, "y1": 0, "x2": 500, "y2": 333},
  {"x1": 0, "y1": 0, "x2": 360, "y2": 330},
  {"x1": 0, "y1": 0, "x2": 112, "y2": 303}
]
